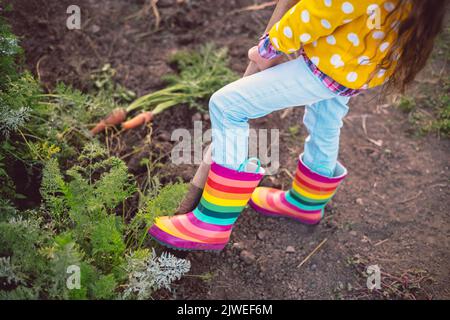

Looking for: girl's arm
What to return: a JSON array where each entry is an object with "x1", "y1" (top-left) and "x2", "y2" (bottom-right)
[
  {"x1": 264, "y1": 0, "x2": 300, "y2": 34},
  {"x1": 244, "y1": 0, "x2": 300, "y2": 77}
]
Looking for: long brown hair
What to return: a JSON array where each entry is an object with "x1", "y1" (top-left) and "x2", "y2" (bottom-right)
[{"x1": 382, "y1": 0, "x2": 447, "y2": 92}]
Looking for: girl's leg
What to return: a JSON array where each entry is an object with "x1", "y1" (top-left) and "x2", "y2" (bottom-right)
[
  {"x1": 208, "y1": 57, "x2": 338, "y2": 171},
  {"x1": 302, "y1": 97, "x2": 350, "y2": 177},
  {"x1": 149, "y1": 58, "x2": 350, "y2": 249},
  {"x1": 248, "y1": 91, "x2": 350, "y2": 225},
  {"x1": 175, "y1": 145, "x2": 212, "y2": 214}
]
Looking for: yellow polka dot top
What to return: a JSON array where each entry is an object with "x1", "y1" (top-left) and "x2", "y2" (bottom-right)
[{"x1": 269, "y1": 0, "x2": 411, "y2": 89}]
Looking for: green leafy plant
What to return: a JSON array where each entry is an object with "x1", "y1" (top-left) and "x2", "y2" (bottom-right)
[
  {"x1": 0, "y1": 212, "x2": 52, "y2": 299},
  {"x1": 127, "y1": 182, "x2": 188, "y2": 249},
  {"x1": 1, "y1": 143, "x2": 190, "y2": 299},
  {"x1": 91, "y1": 63, "x2": 136, "y2": 103},
  {"x1": 396, "y1": 95, "x2": 416, "y2": 113},
  {"x1": 0, "y1": 15, "x2": 193, "y2": 300},
  {"x1": 127, "y1": 43, "x2": 238, "y2": 113},
  {"x1": 0, "y1": 12, "x2": 22, "y2": 85},
  {"x1": 92, "y1": 43, "x2": 239, "y2": 133},
  {"x1": 0, "y1": 73, "x2": 42, "y2": 138},
  {"x1": 396, "y1": 78, "x2": 450, "y2": 137}
]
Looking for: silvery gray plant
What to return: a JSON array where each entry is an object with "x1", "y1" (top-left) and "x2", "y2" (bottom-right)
[
  {"x1": 123, "y1": 249, "x2": 191, "y2": 300},
  {"x1": 0, "y1": 36, "x2": 19, "y2": 55},
  {"x1": 0, "y1": 106, "x2": 31, "y2": 138},
  {"x1": 0, "y1": 256, "x2": 23, "y2": 285}
]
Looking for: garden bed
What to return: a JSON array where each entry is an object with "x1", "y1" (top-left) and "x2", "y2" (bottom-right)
[{"x1": 2, "y1": 0, "x2": 450, "y2": 299}]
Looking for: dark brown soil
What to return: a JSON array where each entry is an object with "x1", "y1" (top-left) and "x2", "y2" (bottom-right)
[{"x1": 5, "y1": 0, "x2": 449, "y2": 299}]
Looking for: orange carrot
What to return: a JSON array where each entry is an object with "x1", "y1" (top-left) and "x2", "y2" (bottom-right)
[
  {"x1": 121, "y1": 111, "x2": 154, "y2": 130},
  {"x1": 90, "y1": 121, "x2": 107, "y2": 135},
  {"x1": 91, "y1": 108, "x2": 127, "y2": 135}
]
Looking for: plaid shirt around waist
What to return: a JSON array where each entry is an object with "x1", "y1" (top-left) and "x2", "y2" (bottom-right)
[
  {"x1": 301, "y1": 51, "x2": 362, "y2": 97},
  {"x1": 258, "y1": 34, "x2": 362, "y2": 97}
]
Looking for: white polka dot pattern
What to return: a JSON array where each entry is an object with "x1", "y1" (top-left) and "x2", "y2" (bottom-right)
[
  {"x1": 346, "y1": 72, "x2": 358, "y2": 82},
  {"x1": 271, "y1": 37, "x2": 280, "y2": 49},
  {"x1": 331, "y1": 54, "x2": 345, "y2": 68},
  {"x1": 380, "y1": 42, "x2": 390, "y2": 52},
  {"x1": 283, "y1": 27, "x2": 293, "y2": 39},
  {"x1": 347, "y1": 33, "x2": 360, "y2": 46},
  {"x1": 300, "y1": 33, "x2": 311, "y2": 42},
  {"x1": 377, "y1": 69, "x2": 386, "y2": 78},
  {"x1": 384, "y1": 2, "x2": 395, "y2": 11},
  {"x1": 372, "y1": 31, "x2": 385, "y2": 40},
  {"x1": 326, "y1": 35, "x2": 336, "y2": 45},
  {"x1": 267, "y1": 0, "x2": 406, "y2": 89},
  {"x1": 301, "y1": 10, "x2": 310, "y2": 23},
  {"x1": 321, "y1": 19, "x2": 332, "y2": 29},
  {"x1": 342, "y1": 2, "x2": 354, "y2": 14},
  {"x1": 310, "y1": 56, "x2": 320, "y2": 66},
  {"x1": 358, "y1": 56, "x2": 371, "y2": 65}
]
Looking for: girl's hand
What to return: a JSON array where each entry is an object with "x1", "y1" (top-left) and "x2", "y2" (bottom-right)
[
  {"x1": 243, "y1": 60, "x2": 261, "y2": 77},
  {"x1": 248, "y1": 46, "x2": 284, "y2": 71}
]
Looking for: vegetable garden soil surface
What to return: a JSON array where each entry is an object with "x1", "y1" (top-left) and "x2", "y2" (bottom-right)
[{"x1": 6, "y1": 0, "x2": 449, "y2": 299}]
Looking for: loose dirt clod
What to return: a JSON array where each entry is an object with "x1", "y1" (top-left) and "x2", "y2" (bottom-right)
[
  {"x1": 257, "y1": 231, "x2": 265, "y2": 240},
  {"x1": 240, "y1": 250, "x2": 256, "y2": 265},
  {"x1": 286, "y1": 246, "x2": 296, "y2": 253}
]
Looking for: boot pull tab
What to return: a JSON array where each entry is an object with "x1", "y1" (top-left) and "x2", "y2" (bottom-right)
[{"x1": 238, "y1": 157, "x2": 261, "y2": 173}]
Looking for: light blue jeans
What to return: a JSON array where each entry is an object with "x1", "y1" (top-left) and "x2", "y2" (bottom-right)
[{"x1": 209, "y1": 56, "x2": 350, "y2": 177}]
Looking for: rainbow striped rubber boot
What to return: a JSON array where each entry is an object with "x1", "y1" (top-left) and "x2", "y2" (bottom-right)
[
  {"x1": 149, "y1": 161, "x2": 264, "y2": 251},
  {"x1": 249, "y1": 155, "x2": 347, "y2": 225}
]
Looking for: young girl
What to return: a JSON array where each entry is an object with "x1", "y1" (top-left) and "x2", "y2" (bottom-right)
[{"x1": 149, "y1": 0, "x2": 446, "y2": 250}]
